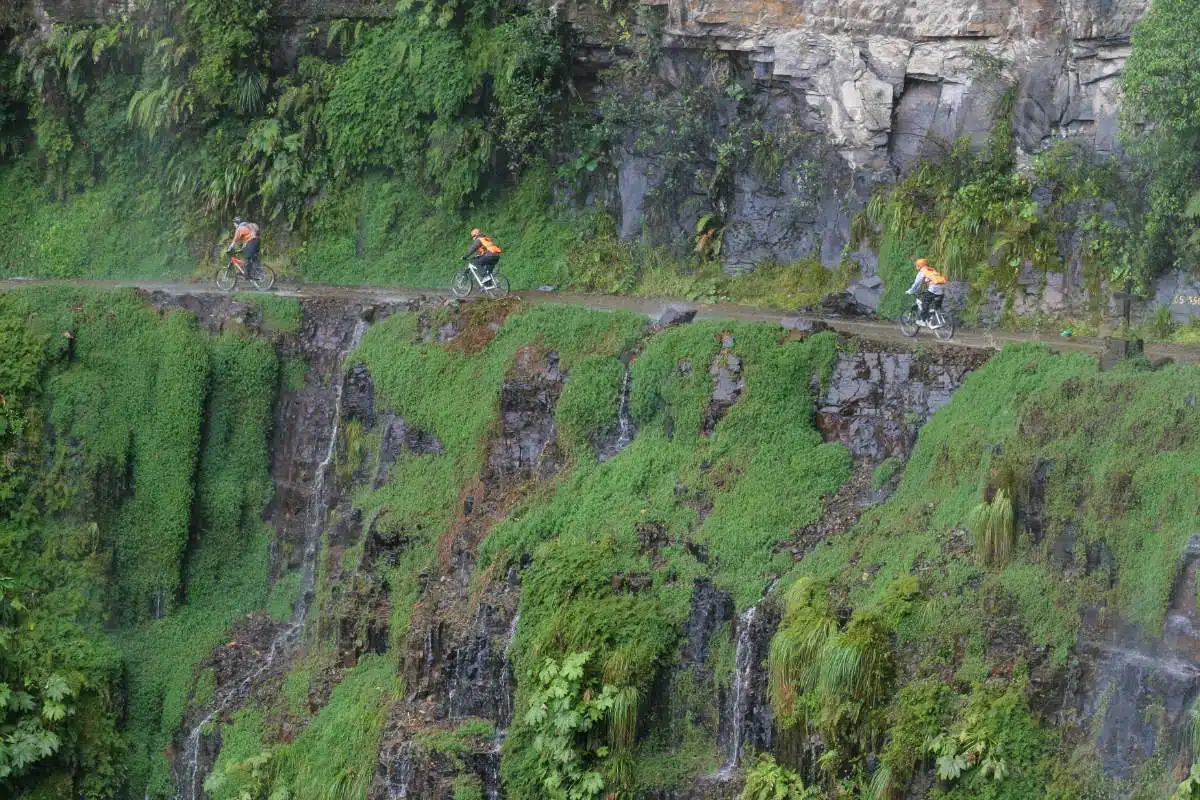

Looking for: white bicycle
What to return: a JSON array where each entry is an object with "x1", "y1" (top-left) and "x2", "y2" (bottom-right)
[
  {"x1": 899, "y1": 299, "x2": 954, "y2": 341},
  {"x1": 450, "y1": 262, "x2": 510, "y2": 300}
]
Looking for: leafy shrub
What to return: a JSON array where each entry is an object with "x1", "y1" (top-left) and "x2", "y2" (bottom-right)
[
  {"x1": 740, "y1": 753, "x2": 818, "y2": 799},
  {"x1": 522, "y1": 652, "x2": 618, "y2": 800},
  {"x1": 0, "y1": 526, "x2": 124, "y2": 798},
  {"x1": 768, "y1": 579, "x2": 894, "y2": 756}
]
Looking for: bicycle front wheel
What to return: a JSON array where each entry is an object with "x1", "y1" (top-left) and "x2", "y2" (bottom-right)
[
  {"x1": 250, "y1": 266, "x2": 275, "y2": 291},
  {"x1": 450, "y1": 270, "x2": 474, "y2": 298},
  {"x1": 483, "y1": 272, "x2": 510, "y2": 300},
  {"x1": 932, "y1": 312, "x2": 955, "y2": 342},
  {"x1": 215, "y1": 266, "x2": 238, "y2": 291},
  {"x1": 899, "y1": 308, "x2": 919, "y2": 337}
]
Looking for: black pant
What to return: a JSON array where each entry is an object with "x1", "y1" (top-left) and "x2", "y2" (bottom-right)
[
  {"x1": 240, "y1": 238, "x2": 261, "y2": 275},
  {"x1": 918, "y1": 291, "x2": 943, "y2": 320},
  {"x1": 471, "y1": 254, "x2": 500, "y2": 277}
]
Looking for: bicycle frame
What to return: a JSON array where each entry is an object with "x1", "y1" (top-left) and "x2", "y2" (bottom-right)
[{"x1": 467, "y1": 263, "x2": 497, "y2": 287}]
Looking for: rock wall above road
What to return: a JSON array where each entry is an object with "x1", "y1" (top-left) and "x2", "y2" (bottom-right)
[{"x1": 644, "y1": 0, "x2": 1147, "y2": 172}]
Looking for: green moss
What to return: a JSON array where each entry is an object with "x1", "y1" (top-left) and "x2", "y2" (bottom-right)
[
  {"x1": 555, "y1": 355, "x2": 627, "y2": 455},
  {"x1": 0, "y1": 287, "x2": 282, "y2": 798},
  {"x1": 204, "y1": 708, "x2": 267, "y2": 800},
  {"x1": 419, "y1": 718, "x2": 497, "y2": 768},
  {"x1": 236, "y1": 294, "x2": 302, "y2": 333},
  {"x1": 277, "y1": 655, "x2": 398, "y2": 800},
  {"x1": 872, "y1": 457, "x2": 901, "y2": 491},
  {"x1": 453, "y1": 775, "x2": 484, "y2": 800},
  {"x1": 281, "y1": 355, "x2": 309, "y2": 391},
  {"x1": 773, "y1": 343, "x2": 1198, "y2": 791},
  {"x1": 487, "y1": 324, "x2": 849, "y2": 795},
  {"x1": 281, "y1": 664, "x2": 314, "y2": 715},
  {"x1": 0, "y1": 158, "x2": 193, "y2": 280}
]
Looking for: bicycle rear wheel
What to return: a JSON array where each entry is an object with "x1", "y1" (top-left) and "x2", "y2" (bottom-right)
[
  {"x1": 932, "y1": 312, "x2": 955, "y2": 342},
  {"x1": 450, "y1": 270, "x2": 474, "y2": 298},
  {"x1": 250, "y1": 266, "x2": 275, "y2": 291},
  {"x1": 483, "y1": 272, "x2": 510, "y2": 300},
  {"x1": 215, "y1": 266, "x2": 238, "y2": 291},
  {"x1": 899, "y1": 308, "x2": 919, "y2": 337}
]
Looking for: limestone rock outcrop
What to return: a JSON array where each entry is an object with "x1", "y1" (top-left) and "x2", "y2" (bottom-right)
[{"x1": 650, "y1": 0, "x2": 1146, "y2": 171}]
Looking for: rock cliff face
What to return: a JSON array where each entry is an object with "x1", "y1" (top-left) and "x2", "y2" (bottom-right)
[
  {"x1": 650, "y1": 0, "x2": 1146, "y2": 169},
  {"x1": 815, "y1": 339, "x2": 990, "y2": 461},
  {"x1": 561, "y1": 0, "x2": 1151, "y2": 274}
]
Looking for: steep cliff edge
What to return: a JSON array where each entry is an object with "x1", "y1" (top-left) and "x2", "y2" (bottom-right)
[{"x1": 3, "y1": 284, "x2": 1198, "y2": 799}]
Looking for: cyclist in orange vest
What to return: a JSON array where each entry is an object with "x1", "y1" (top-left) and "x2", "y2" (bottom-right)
[
  {"x1": 906, "y1": 258, "x2": 948, "y2": 323},
  {"x1": 225, "y1": 217, "x2": 261, "y2": 278},
  {"x1": 463, "y1": 228, "x2": 503, "y2": 278}
]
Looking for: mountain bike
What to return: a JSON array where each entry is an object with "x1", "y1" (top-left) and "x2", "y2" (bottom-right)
[
  {"x1": 899, "y1": 301, "x2": 954, "y2": 342},
  {"x1": 215, "y1": 252, "x2": 275, "y2": 292},
  {"x1": 450, "y1": 262, "x2": 510, "y2": 300}
]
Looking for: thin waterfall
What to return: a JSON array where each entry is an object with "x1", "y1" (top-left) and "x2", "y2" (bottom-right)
[
  {"x1": 599, "y1": 364, "x2": 635, "y2": 462},
  {"x1": 615, "y1": 366, "x2": 634, "y2": 450},
  {"x1": 177, "y1": 319, "x2": 367, "y2": 800},
  {"x1": 720, "y1": 604, "x2": 758, "y2": 776}
]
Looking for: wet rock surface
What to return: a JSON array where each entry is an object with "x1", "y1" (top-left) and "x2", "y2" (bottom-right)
[
  {"x1": 815, "y1": 338, "x2": 989, "y2": 461},
  {"x1": 1069, "y1": 533, "x2": 1200, "y2": 781},
  {"x1": 656, "y1": 303, "x2": 699, "y2": 327},
  {"x1": 787, "y1": 460, "x2": 888, "y2": 561},
  {"x1": 704, "y1": 333, "x2": 745, "y2": 434},
  {"x1": 371, "y1": 346, "x2": 568, "y2": 798},
  {"x1": 158, "y1": 294, "x2": 383, "y2": 795}
]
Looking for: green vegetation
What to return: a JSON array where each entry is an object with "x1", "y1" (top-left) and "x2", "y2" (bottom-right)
[
  {"x1": 481, "y1": 321, "x2": 845, "y2": 795},
  {"x1": 3, "y1": 271, "x2": 1199, "y2": 799},
  {"x1": 968, "y1": 488, "x2": 1015, "y2": 565},
  {"x1": 0, "y1": 528, "x2": 124, "y2": 797},
  {"x1": 871, "y1": 456, "x2": 900, "y2": 491},
  {"x1": 203, "y1": 656, "x2": 396, "y2": 800},
  {"x1": 0, "y1": 286, "x2": 280, "y2": 798},
  {"x1": 521, "y1": 652, "x2": 618, "y2": 799},
  {"x1": 278, "y1": 655, "x2": 396, "y2": 800},
  {"x1": 1122, "y1": 0, "x2": 1200, "y2": 281},
  {"x1": 236, "y1": 295, "x2": 301, "y2": 334},
  {"x1": 772, "y1": 343, "x2": 1199, "y2": 794},
  {"x1": 740, "y1": 754, "x2": 818, "y2": 800},
  {"x1": 768, "y1": 576, "x2": 911, "y2": 781}
]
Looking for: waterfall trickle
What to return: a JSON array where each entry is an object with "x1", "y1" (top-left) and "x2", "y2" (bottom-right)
[
  {"x1": 716, "y1": 578, "x2": 778, "y2": 780},
  {"x1": 721, "y1": 604, "x2": 758, "y2": 776},
  {"x1": 176, "y1": 318, "x2": 368, "y2": 800},
  {"x1": 497, "y1": 611, "x2": 520, "y2": 728},
  {"x1": 599, "y1": 365, "x2": 636, "y2": 462},
  {"x1": 615, "y1": 366, "x2": 634, "y2": 450},
  {"x1": 483, "y1": 734, "x2": 504, "y2": 800}
]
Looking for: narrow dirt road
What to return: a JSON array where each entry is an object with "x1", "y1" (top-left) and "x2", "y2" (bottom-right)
[{"x1": 4, "y1": 276, "x2": 1198, "y2": 364}]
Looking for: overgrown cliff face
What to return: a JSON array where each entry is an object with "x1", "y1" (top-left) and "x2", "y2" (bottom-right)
[{"x1": 3, "y1": 286, "x2": 1199, "y2": 799}]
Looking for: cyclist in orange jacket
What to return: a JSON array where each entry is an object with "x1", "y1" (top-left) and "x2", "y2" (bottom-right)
[
  {"x1": 906, "y1": 258, "x2": 948, "y2": 323},
  {"x1": 463, "y1": 228, "x2": 503, "y2": 279},
  {"x1": 225, "y1": 217, "x2": 261, "y2": 278}
]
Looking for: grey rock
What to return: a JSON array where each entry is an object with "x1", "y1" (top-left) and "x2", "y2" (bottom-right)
[
  {"x1": 656, "y1": 303, "x2": 698, "y2": 326},
  {"x1": 781, "y1": 316, "x2": 830, "y2": 333},
  {"x1": 848, "y1": 278, "x2": 884, "y2": 312},
  {"x1": 815, "y1": 346, "x2": 989, "y2": 460},
  {"x1": 1154, "y1": 270, "x2": 1200, "y2": 324}
]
